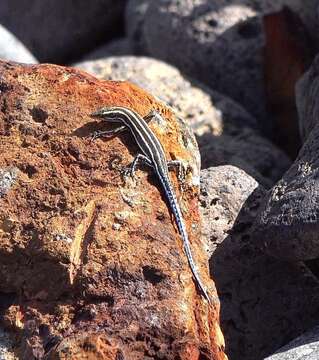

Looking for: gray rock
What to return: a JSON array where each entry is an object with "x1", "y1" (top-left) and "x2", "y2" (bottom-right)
[
  {"x1": 0, "y1": 24, "x2": 37, "y2": 63},
  {"x1": 125, "y1": 0, "x2": 150, "y2": 54},
  {"x1": 265, "y1": 326, "x2": 319, "y2": 359},
  {"x1": 80, "y1": 38, "x2": 133, "y2": 61},
  {"x1": 139, "y1": 0, "x2": 317, "y2": 123},
  {"x1": 142, "y1": 0, "x2": 264, "y2": 121},
  {"x1": 75, "y1": 55, "x2": 258, "y2": 137},
  {"x1": 199, "y1": 127, "x2": 291, "y2": 188},
  {"x1": 200, "y1": 165, "x2": 319, "y2": 360},
  {"x1": 200, "y1": 166, "x2": 260, "y2": 254},
  {"x1": 255, "y1": 55, "x2": 319, "y2": 260},
  {"x1": 0, "y1": 0, "x2": 126, "y2": 63},
  {"x1": 126, "y1": 0, "x2": 319, "y2": 56},
  {"x1": 296, "y1": 55, "x2": 319, "y2": 142},
  {"x1": 288, "y1": 0, "x2": 319, "y2": 46}
]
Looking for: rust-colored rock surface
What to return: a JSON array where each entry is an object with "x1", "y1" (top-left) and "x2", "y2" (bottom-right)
[{"x1": 0, "y1": 60, "x2": 227, "y2": 360}]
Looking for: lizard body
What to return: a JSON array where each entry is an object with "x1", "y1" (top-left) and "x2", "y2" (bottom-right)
[{"x1": 91, "y1": 106, "x2": 210, "y2": 303}]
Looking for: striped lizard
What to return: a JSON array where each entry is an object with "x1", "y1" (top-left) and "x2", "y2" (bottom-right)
[{"x1": 90, "y1": 106, "x2": 210, "y2": 303}]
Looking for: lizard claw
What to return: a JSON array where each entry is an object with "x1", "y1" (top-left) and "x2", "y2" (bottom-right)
[
  {"x1": 121, "y1": 166, "x2": 136, "y2": 179},
  {"x1": 88, "y1": 131, "x2": 100, "y2": 142}
]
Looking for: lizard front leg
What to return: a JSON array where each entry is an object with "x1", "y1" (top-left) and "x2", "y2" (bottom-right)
[{"x1": 89, "y1": 125, "x2": 127, "y2": 141}]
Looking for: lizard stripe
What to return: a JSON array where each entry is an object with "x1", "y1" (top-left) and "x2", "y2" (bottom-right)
[{"x1": 91, "y1": 106, "x2": 210, "y2": 303}]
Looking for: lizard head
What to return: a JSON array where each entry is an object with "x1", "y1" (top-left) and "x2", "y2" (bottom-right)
[{"x1": 90, "y1": 106, "x2": 133, "y2": 123}]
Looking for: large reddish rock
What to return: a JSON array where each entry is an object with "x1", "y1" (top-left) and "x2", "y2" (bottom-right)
[{"x1": 0, "y1": 60, "x2": 227, "y2": 360}]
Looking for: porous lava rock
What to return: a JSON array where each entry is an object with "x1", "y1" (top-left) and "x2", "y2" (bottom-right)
[
  {"x1": 0, "y1": 60, "x2": 227, "y2": 360},
  {"x1": 200, "y1": 166, "x2": 319, "y2": 360}
]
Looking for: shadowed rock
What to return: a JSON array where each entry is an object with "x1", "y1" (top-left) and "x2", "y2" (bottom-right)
[
  {"x1": 255, "y1": 55, "x2": 319, "y2": 260},
  {"x1": 0, "y1": 0, "x2": 126, "y2": 63},
  {"x1": 200, "y1": 166, "x2": 319, "y2": 360},
  {"x1": 265, "y1": 325, "x2": 319, "y2": 360}
]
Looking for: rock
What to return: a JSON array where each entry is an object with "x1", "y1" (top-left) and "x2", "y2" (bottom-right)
[
  {"x1": 142, "y1": 0, "x2": 265, "y2": 121},
  {"x1": 206, "y1": 90, "x2": 258, "y2": 135},
  {"x1": 286, "y1": 0, "x2": 319, "y2": 46},
  {"x1": 265, "y1": 325, "x2": 319, "y2": 360},
  {"x1": 199, "y1": 127, "x2": 291, "y2": 188},
  {"x1": 126, "y1": 0, "x2": 319, "y2": 56},
  {"x1": 0, "y1": 24, "x2": 37, "y2": 63},
  {"x1": 296, "y1": 55, "x2": 319, "y2": 142},
  {"x1": 0, "y1": 0, "x2": 126, "y2": 63},
  {"x1": 125, "y1": 0, "x2": 150, "y2": 54},
  {"x1": 0, "y1": 328, "x2": 16, "y2": 360},
  {"x1": 0, "y1": 60, "x2": 227, "y2": 359},
  {"x1": 0, "y1": 168, "x2": 18, "y2": 198},
  {"x1": 80, "y1": 38, "x2": 133, "y2": 61},
  {"x1": 75, "y1": 55, "x2": 258, "y2": 138},
  {"x1": 135, "y1": 0, "x2": 318, "y2": 123},
  {"x1": 263, "y1": 7, "x2": 313, "y2": 159},
  {"x1": 75, "y1": 56, "x2": 290, "y2": 187},
  {"x1": 200, "y1": 165, "x2": 319, "y2": 360},
  {"x1": 200, "y1": 166, "x2": 260, "y2": 254},
  {"x1": 255, "y1": 55, "x2": 319, "y2": 260}
]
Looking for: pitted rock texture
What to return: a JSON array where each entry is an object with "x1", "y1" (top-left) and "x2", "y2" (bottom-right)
[
  {"x1": 200, "y1": 166, "x2": 319, "y2": 360},
  {"x1": 200, "y1": 166, "x2": 261, "y2": 255},
  {"x1": 132, "y1": 0, "x2": 318, "y2": 124},
  {"x1": 0, "y1": 0, "x2": 126, "y2": 63},
  {"x1": 255, "y1": 55, "x2": 319, "y2": 260},
  {"x1": 143, "y1": 0, "x2": 266, "y2": 122},
  {"x1": 265, "y1": 325, "x2": 319, "y2": 360},
  {"x1": 0, "y1": 60, "x2": 226, "y2": 360}
]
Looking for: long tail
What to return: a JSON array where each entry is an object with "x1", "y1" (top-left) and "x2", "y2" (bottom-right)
[{"x1": 160, "y1": 177, "x2": 211, "y2": 303}]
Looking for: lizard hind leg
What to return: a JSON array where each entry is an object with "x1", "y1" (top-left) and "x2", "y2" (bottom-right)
[
  {"x1": 167, "y1": 160, "x2": 188, "y2": 184},
  {"x1": 122, "y1": 154, "x2": 154, "y2": 179},
  {"x1": 143, "y1": 110, "x2": 166, "y2": 126}
]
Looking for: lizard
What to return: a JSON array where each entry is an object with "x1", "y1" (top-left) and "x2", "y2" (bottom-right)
[{"x1": 90, "y1": 106, "x2": 211, "y2": 303}]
